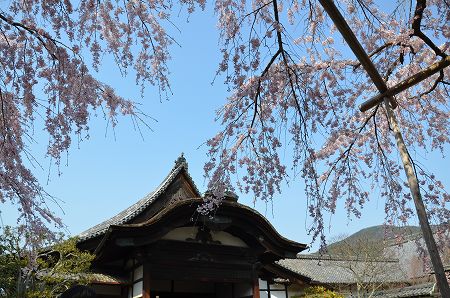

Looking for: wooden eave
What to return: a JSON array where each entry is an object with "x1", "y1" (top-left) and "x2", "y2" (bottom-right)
[
  {"x1": 93, "y1": 198, "x2": 306, "y2": 263},
  {"x1": 263, "y1": 263, "x2": 312, "y2": 285}
]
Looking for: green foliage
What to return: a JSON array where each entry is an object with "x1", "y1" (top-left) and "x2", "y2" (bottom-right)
[
  {"x1": 0, "y1": 226, "x2": 28, "y2": 297},
  {"x1": 0, "y1": 226, "x2": 94, "y2": 298},
  {"x1": 295, "y1": 286, "x2": 344, "y2": 298}
]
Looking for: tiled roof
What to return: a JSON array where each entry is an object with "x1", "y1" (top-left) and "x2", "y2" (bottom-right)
[
  {"x1": 78, "y1": 154, "x2": 200, "y2": 241},
  {"x1": 372, "y1": 282, "x2": 436, "y2": 298},
  {"x1": 89, "y1": 272, "x2": 129, "y2": 285},
  {"x1": 36, "y1": 271, "x2": 128, "y2": 285},
  {"x1": 277, "y1": 254, "x2": 408, "y2": 285}
]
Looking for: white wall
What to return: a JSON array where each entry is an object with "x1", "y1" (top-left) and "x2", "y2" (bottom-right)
[{"x1": 162, "y1": 227, "x2": 248, "y2": 247}]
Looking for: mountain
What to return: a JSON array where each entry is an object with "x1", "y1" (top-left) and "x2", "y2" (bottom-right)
[{"x1": 323, "y1": 225, "x2": 423, "y2": 253}]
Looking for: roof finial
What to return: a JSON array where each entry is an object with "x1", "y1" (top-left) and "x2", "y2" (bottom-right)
[{"x1": 175, "y1": 152, "x2": 187, "y2": 168}]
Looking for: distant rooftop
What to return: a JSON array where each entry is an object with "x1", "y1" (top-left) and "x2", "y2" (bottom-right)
[
  {"x1": 372, "y1": 282, "x2": 436, "y2": 298},
  {"x1": 277, "y1": 254, "x2": 408, "y2": 285}
]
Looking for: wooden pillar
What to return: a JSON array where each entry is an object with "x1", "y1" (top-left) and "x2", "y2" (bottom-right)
[
  {"x1": 252, "y1": 262, "x2": 261, "y2": 298},
  {"x1": 121, "y1": 286, "x2": 128, "y2": 298},
  {"x1": 143, "y1": 263, "x2": 151, "y2": 298},
  {"x1": 252, "y1": 279, "x2": 260, "y2": 298},
  {"x1": 383, "y1": 98, "x2": 450, "y2": 297}
]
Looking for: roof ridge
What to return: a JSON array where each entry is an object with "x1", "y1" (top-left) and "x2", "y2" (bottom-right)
[
  {"x1": 172, "y1": 153, "x2": 201, "y2": 197},
  {"x1": 78, "y1": 154, "x2": 199, "y2": 241},
  {"x1": 296, "y1": 254, "x2": 399, "y2": 263}
]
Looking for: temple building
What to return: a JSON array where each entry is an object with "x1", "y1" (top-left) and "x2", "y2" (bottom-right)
[
  {"x1": 78, "y1": 155, "x2": 439, "y2": 298},
  {"x1": 77, "y1": 155, "x2": 309, "y2": 298}
]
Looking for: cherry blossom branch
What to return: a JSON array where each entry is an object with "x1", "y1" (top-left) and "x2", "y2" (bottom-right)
[
  {"x1": 272, "y1": 0, "x2": 304, "y2": 120},
  {"x1": 206, "y1": 0, "x2": 449, "y2": 259},
  {"x1": 352, "y1": 42, "x2": 416, "y2": 71},
  {"x1": 242, "y1": 1, "x2": 272, "y2": 21},
  {"x1": 251, "y1": 49, "x2": 281, "y2": 128},
  {"x1": 319, "y1": 107, "x2": 379, "y2": 193},
  {"x1": 0, "y1": 13, "x2": 59, "y2": 60},
  {"x1": 411, "y1": 0, "x2": 447, "y2": 58},
  {"x1": 354, "y1": 0, "x2": 383, "y2": 26},
  {"x1": 416, "y1": 70, "x2": 445, "y2": 98},
  {"x1": 0, "y1": 89, "x2": 8, "y2": 152}
]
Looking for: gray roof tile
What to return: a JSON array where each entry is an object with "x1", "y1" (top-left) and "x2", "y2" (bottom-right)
[
  {"x1": 277, "y1": 254, "x2": 408, "y2": 284},
  {"x1": 372, "y1": 282, "x2": 436, "y2": 297}
]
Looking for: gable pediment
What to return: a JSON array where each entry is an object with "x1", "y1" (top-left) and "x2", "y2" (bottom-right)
[{"x1": 130, "y1": 170, "x2": 199, "y2": 224}]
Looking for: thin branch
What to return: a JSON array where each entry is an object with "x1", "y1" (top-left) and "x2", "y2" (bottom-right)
[{"x1": 411, "y1": 0, "x2": 447, "y2": 58}]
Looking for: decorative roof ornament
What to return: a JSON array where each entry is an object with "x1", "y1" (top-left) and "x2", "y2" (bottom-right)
[
  {"x1": 224, "y1": 190, "x2": 239, "y2": 202},
  {"x1": 174, "y1": 152, "x2": 187, "y2": 169},
  {"x1": 204, "y1": 189, "x2": 239, "y2": 202}
]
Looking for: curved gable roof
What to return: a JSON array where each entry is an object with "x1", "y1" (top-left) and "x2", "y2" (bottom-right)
[
  {"x1": 93, "y1": 198, "x2": 307, "y2": 261},
  {"x1": 78, "y1": 154, "x2": 200, "y2": 241}
]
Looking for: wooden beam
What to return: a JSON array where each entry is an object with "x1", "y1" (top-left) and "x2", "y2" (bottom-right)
[
  {"x1": 360, "y1": 56, "x2": 450, "y2": 112},
  {"x1": 317, "y1": 1, "x2": 450, "y2": 297},
  {"x1": 383, "y1": 98, "x2": 450, "y2": 298},
  {"x1": 317, "y1": 0, "x2": 396, "y2": 108}
]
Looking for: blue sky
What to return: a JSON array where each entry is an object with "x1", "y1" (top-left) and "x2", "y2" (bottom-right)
[{"x1": 2, "y1": 4, "x2": 449, "y2": 252}]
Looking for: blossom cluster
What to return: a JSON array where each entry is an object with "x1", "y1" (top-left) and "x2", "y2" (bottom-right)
[
  {"x1": 0, "y1": 0, "x2": 205, "y2": 235},
  {"x1": 204, "y1": 0, "x2": 449, "y2": 248}
]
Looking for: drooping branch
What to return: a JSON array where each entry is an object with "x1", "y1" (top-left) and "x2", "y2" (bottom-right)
[
  {"x1": 411, "y1": 0, "x2": 447, "y2": 58},
  {"x1": 251, "y1": 48, "x2": 281, "y2": 128},
  {"x1": 249, "y1": 0, "x2": 287, "y2": 130},
  {"x1": 352, "y1": 42, "x2": 416, "y2": 71},
  {"x1": 0, "y1": 13, "x2": 59, "y2": 60}
]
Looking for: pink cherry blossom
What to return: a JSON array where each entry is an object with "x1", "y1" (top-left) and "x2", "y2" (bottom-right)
[
  {"x1": 0, "y1": 0, "x2": 448, "y2": 253},
  {"x1": 0, "y1": 0, "x2": 205, "y2": 236},
  {"x1": 204, "y1": 0, "x2": 449, "y2": 249}
]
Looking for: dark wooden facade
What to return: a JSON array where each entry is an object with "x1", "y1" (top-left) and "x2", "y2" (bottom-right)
[{"x1": 77, "y1": 156, "x2": 306, "y2": 298}]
